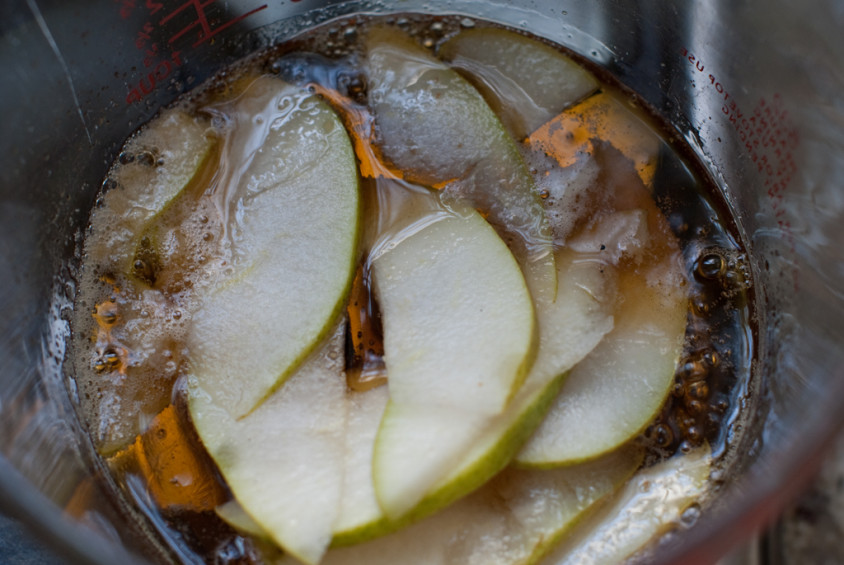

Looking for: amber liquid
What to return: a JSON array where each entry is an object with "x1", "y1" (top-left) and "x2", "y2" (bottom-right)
[{"x1": 68, "y1": 13, "x2": 754, "y2": 564}]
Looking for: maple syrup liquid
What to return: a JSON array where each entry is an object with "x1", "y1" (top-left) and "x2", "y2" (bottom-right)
[{"x1": 69, "y1": 13, "x2": 754, "y2": 565}]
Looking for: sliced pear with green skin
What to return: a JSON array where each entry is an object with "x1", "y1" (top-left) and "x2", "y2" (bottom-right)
[
  {"x1": 510, "y1": 445, "x2": 643, "y2": 565},
  {"x1": 426, "y1": 250, "x2": 616, "y2": 473},
  {"x1": 186, "y1": 77, "x2": 360, "y2": 419},
  {"x1": 518, "y1": 140, "x2": 688, "y2": 468},
  {"x1": 355, "y1": 246, "x2": 614, "y2": 535},
  {"x1": 191, "y1": 326, "x2": 348, "y2": 565},
  {"x1": 334, "y1": 251, "x2": 615, "y2": 546},
  {"x1": 280, "y1": 446, "x2": 642, "y2": 565},
  {"x1": 372, "y1": 402, "x2": 494, "y2": 521},
  {"x1": 439, "y1": 27, "x2": 599, "y2": 140},
  {"x1": 213, "y1": 384, "x2": 392, "y2": 547},
  {"x1": 370, "y1": 208, "x2": 535, "y2": 518},
  {"x1": 215, "y1": 246, "x2": 616, "y2": 551},
  {"x1": 365, "y1": 26, "x2": 556, "y2": 304},
  {"x1": 372, "y1": 210, "x2": 535, "y2": 414},
  {"x1": 86, "y1": 108, "x2": 214, "y2": 274},
  {"x1": 397, "y1": 250, "x2": 616, "y2": 520},
  {"x1": 517, "y1": 258, "x2": 688, "y2": 468},
  {"x1": 546, "y1": 446, "x2": 711, "y2": 565}
]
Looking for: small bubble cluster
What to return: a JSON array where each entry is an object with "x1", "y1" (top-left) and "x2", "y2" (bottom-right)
[
  {"x1": 643, "y1": 243, "x2": 751, "y2": 460},
  {"x1": 94, "y1": 347, "x2": 123, "y2": 373}
]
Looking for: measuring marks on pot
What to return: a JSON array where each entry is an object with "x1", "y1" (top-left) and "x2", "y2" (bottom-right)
[
  {"x1": 119, "y1": 0, "x2": 269, "y2": 105},
  {"x1": 681, "y1": 47, "x2": 800, "y2": 291}
]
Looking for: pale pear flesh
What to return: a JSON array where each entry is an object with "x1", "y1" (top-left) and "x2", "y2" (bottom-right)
[
  {"x1": 212, "y1": 366, "x2": 392, "y2": 550},
  {"x1": 364, "y1": 26, "x2": 557, "y2": 304},
  {"x1": 439, "y1": 27, "x2": 599, "y2": 140},
  {"x1": 517, "y1": 145, "x2": 688, "y2": 468},
  {"x1": 278, "y1": 446, "x2": 643, "y2": 565},
  {"x1": 191, "y1": 327, "x2": 349, "y2": 565},
  {"x1": 334, "y1": 386, "x2": 390, "y2": 538},
  {"x1": 516, "y1": 263, "x2": 687, "y2": 467},
  {"x1": 332, "y1": 246, "x2": 616, "y2": 545},
  {"x1": 545, "y1": 446, "x2": 711, "y2": 565},
  {"x1": 185, "y1": 77, "x2": 360, "y2": 564},
  {"x1": 371, "y1": 209, "x2": 535, "y2": 518},
  {"x1": 86, "y1": 109, "x2": 214, "y2": 272},
  {"x1": 186, "y1": 77, "x2": 360, "y2": 420}
]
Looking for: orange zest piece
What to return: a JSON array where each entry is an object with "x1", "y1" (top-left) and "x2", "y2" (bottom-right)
[
  {"x1": 429, "y1": 177, "x2": 460, "y2": 191},
  {"x1": 528, "y1": 91, "x2": 659, "y2": 187},
  {"x1": 345, "y1": 263, "x2": 388, "y2": 392},
  {"x1": 108, "y1": 405, "x2": 227, "y2": 512},
  {"x1": 311, "y1": 84, "x2": 405, "y2": 181},
  {"x1": 64, "y1": 477, "x2": 100, "y2": 520}
]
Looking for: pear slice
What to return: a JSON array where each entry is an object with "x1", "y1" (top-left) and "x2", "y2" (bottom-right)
[
  {"x1": 516, "y1": 143, "x2": 687, "y2": 468},
  {"x1": 278, "y1": 446, "x2": 642, "y2": 565},
  {"x1": 327, "y1": 230, "x2": 615, "y2": 548},
  {"x1": 213, "y1": 384, "x2": 392, "y2": 546},
  {"x1": 439, "y1": 27, "x2": 599, "y2": 140},
  {"x1": 372, "y1": 209, "x2": 535, "y2": 414},
  {"x1": 127, "y1": 140, "x2": 223, "y2": 288},
  {"x1": 365, "y1": 26, "x2": 556, "y2": 304},
  {"x1": 370, "y1": 208, "x2": 535, "y2": 517},
  {"x1": 85, "y1": 108, "x2": 214, "y2": 271},
  {"x1": 190, "y1": 326, "x2": 348, "y2": 565},
  {"x1": 516, "y1": 264, "x2": 687, "y2": 468},
  {"x1": 545, "y1": 446, "x2": 711, "y2": 565},
  {"x1": 362, "y1": 243, "x2": 615, "y2": 531},
  {"x1": 186, "y1": 77, "x2": 360, "y2": 419},
  {"x1": 363, "y1": 250, "x2": 614, "y2": 537}
]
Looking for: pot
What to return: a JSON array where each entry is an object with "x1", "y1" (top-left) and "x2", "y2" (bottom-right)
[{"x1": 1, "y1": 1, "x2": 843, "y2": 563}]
